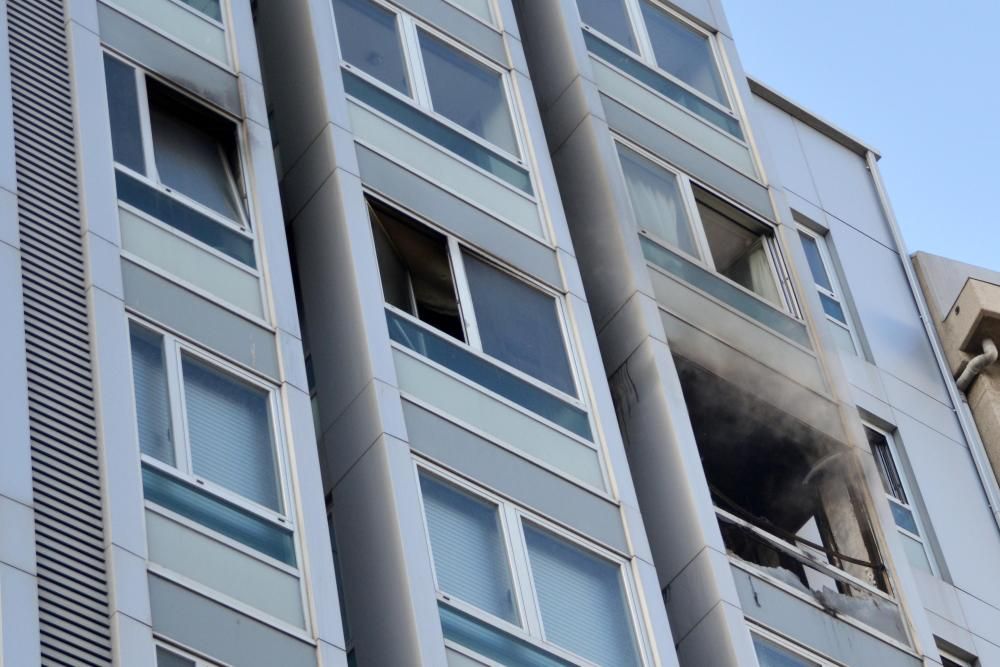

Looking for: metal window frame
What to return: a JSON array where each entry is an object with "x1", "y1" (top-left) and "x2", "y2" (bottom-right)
[
  {"x1": 797, "y1": 225, "x2": 863, "y2": 354},
  {"x1": 154, "y1": 638, "x2": 228, "y2": 666},
  {"x1": 861, "y1": 421, "x2": 937, "y2": 575},
  {"x1": 335, "y1": 0, "x2": 529, "y2": 166},
  {"x1": 749, "y1": 623, "x2": 843, "y2": 667},
  {"x1": 612, "y1": 135, "x2": 799, "y2": 315},
  {"x1": 367, "y1": 192, "x2": 587, "y2": 403},
  {"x1": 577, "y1": 0, "x2": 740, "y2": 121},
  {"x1": 413, "y1": 460, "x2": 651, "y2": 666}
]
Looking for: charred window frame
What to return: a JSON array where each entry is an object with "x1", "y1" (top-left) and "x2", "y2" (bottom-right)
[
  {"x1": 863, "y1": 423, "x2": 936, "y2": 575},
  {"x1": 368, "y1": 197, "x2": 581, "y2": 399}
]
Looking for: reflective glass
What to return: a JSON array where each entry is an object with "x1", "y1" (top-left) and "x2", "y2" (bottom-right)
[
  {"x1": 129, "y1": 325, "x2": 174, "y2": 465},
  {"x1": 820, "y1": 293, "x2": 847, "y2": 324},
  {"x1": 576, "y1": 0, "x2": 636, "y2": 51},
  {"x1": 463, "y1": 254, "x2": 576, "y2": 396},
  {"x1": 420, "y1": 475, "x2": 518, "y2": 623},
  {"x1": 890, "y1": 500, "x2": 920, "y2": 535},
  {"x1": 183, "y1": 356, "x2": 281, "y2": 511},
  {"x1": 333, "y1": 0, "x2": 410, "y2": 95},
  {"x1": 798, "y1": 231, "x2": 832, "y2": 291},
  {"x1": 386, "y1": 310, "x2": 593, "y2": 439},
  {"x1": 583, "y1": 33, "x2": 742, "y2": 139},
  {"x1": 155, "y1": 647, "x2": 196, "y2": 667},
  {"x1": 344, "y1": 71, "x2": 532, "y2": 193},
  {"x1": 141, "y1": 464, "x2": 296, "y2": 564},
  {"x1": 178, "y1": 0, "x2": 222, "y2": 22},
  {"x1": 103, "y1": 55, "x2": 145, "y2": 174},
  {"x1": 115, "y1": 170, "x2": 256, "y2": 267},
  {"x1": 439, "y1": 604, "x2": 574, "y2": 667},
  {"x1": 524, "y1": 524, "x2": 641, "y2": 667},
  {"x1": 640, "y1": 1, "x2": 727, "y2": 105},
  {"x1": 618, "y1": 145, "x2": 698, "y2": 257},
  {"x1": 752, "y1": 636, "x2": 819, "y2": 667},
  {"x1": 419, "y1": 30, "x2": 518, "y2": 155}
]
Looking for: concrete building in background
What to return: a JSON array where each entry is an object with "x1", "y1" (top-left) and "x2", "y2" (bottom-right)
[{"x1": 1, "y1": 0, "x2": 999, "y2": 666}]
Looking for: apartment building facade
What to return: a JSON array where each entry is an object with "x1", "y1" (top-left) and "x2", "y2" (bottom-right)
[{"x1": 2, "y1": 0, "x2": 1000, "y2": 666}]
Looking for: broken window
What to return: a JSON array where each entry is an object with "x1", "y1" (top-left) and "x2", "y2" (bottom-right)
[
  {"x1": 675, "y1": 358, "x2": 908, "y2": 641},
  {"x1": 369, "y1": 198, "x2": 577, "y2": 396}
]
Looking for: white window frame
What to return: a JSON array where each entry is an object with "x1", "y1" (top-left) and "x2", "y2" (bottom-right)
[
  {"x1": 750, "y1": 625, "x2": 840, "y2": 667},
  {"x1": 129, "y1": 318, "x2": 295, "y2": 531},
  {"x1": 105, "y1": 52, "x2": 254, "y2": 237},
  {"x1": 155, "y1": 638, "x2": 227, "y2": 666},
  {"x1": 862, "y1": 422, "x2": 937, "y2": 575},
  {"x1": 940, "y1": 650, "x2": 975, "y2": 667},
  {"x1": 797, "y1": 225, "x2": 862, "y2": 354},
  {"x1": 413, "y1": 461, "x2": 651, "y2": 667},
  {"x1": 577, "y1": 0, "x2": 740, "y2": 124},
  {"x1": 369, "y1": 196, "x2": 586, "y2": 404},
  {"x1": 334, "y1": 0, "x2": 529, "y2": 167},
  {"x1": 613, "y1": 137, "x2": 798, "y2": 316}
]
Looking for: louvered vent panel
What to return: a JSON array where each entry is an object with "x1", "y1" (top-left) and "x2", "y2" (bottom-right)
[{"x1": 7, "y1": 0, "x2": 113, "y2": 664}]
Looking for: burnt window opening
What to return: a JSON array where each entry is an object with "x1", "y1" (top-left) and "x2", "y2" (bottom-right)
[{"x1": 674, "y1": 358, "x2": 908, "y2": 640}]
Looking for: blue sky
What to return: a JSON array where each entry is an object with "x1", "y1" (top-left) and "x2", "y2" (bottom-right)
[{"x1": 725, "y1": 0, "x2": 1000, "y2": 269}]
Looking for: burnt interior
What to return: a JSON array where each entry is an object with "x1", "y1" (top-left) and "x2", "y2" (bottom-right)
[{"x1": 675, "y1": 357, "x2": 889, "y2": 594}]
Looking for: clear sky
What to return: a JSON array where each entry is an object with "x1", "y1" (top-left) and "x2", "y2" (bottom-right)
[{"x1": 724, "y1": 0, "x2": 1000, "y2": 270}]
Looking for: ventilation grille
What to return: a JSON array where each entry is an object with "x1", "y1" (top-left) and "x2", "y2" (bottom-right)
[{"x1": 6, "y1": 0, "x2": 113, "y2": 664}]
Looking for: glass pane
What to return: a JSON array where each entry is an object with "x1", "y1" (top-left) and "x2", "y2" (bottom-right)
[
  {"x1": 697, "y1": 201, "x2": 781, "y2": 306},
  {"x1": 752, "y1": 636, "x2": 819, "y2": 667},
  {"x1": 386, "y1": 310, "x2": 593, "y2": 439},
  {"x1": 419, "y1": 475, "x2": 518, "y2": 623},
  {"x1": 148, "y1": 83, "x2": 242, "y2": 221},
  {"x1": 576, "y1": 0, "x2": 636, "y2": 51},
  {"x1": 583, "y1": 33, "x2": 742, "y2": 139},
  {"x1": 142, "y1": 463, "x2": 296, "y2": 564},
  {"x1": 640, "y1": 1, "x2": 727, "y2": 105},
  {"x1": 463, "y1": 254, "x2": 576, "y2": 396},
  {"x1": 115, "y1": 170, "x2": 256, "y2": 267},
  {"x1": 182, "y1": 356, "x2": 281, "y2": 511},
  {"x1": 523, "y1": 524, "x2": 641, "y2": 667},
  {"x1": 798, "y1": 231, "x2": 832, "y2": 291},
  {"x1": 103, "y1": 55, "x2": 146, "y2": 174},
  {"x1": 155, "y1": 647, "x2": 196, "y2": 667},
  {"x1": 826, "y1": 320, "x2": 857, "y2": 355},
  {"x1": 418, "y1": 30, "x2": 518, "y2": 156},
  {"x1": 617, "y1": 145, "x2": 698, "y2": 257},
  {"x1": 178, "y1": 0, "x2": 221, "y2": 22},
  {"x1": 439, "y1": 603, "x2": 575, "y2": 667},
  {"x1": 129, "y1": 325, "x2": 174, "y2": 465},
  {"x1": 890, "y1": 500, "x2": 920, "y2": 535},
  {"x1": 819, "y1": 293, "x2": 847, "y2": 324},
  {"x1": 333, "y1": 0, "x2": 410, "y2": 95},
  {"x1": 343, "y1": 71, "x2": 532, "y2": 193},
  {"x1": 864, "y1": 427, "x2": 908, "y2": 502},
  {"x1": 900, "y1": 532, "x2": 932, "y2": 573},
  {"x1": 446, "y1": 0, "x2": 493, "y2": 23},
  {"x1": 641, "y1": 237, "x2": 810, "y2": 346}
]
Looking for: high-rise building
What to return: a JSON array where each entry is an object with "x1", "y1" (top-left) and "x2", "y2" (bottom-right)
[{"x1": 1, "y1": 0, "x2": 998, "y2": 666}]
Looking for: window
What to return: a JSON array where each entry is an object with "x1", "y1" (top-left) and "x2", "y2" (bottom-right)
[
  {"x1": 798, "y1": 227, "x2": 860, "y2": 354},
  {"x1": 751, "y1": 631, "x2": 829, "y2": 667},
  {"x1": 864, "y1": 424, "x2": 935, "y2": 573},
  {"x1": 177, "y1": 0, "x2": 223, "y2": 22},
  {"x1": 155, "y1": 642, "x2": 220, "y2": 666},
  {"x1": 576, "y1": 0, "x2": 739, "y2": 136},
  {"x1": 418, "y1": 468, "x2": 646, "y2": 666},
  {"x1": 370, "y1": 199, "x2": 578, "y2": 396},
  {"x1": 103, "y1": 54, "x2": 256, "y2": 268},
  {"x1": 129, "y1": 321, "x2": 295, "y2": 564},
  {"x1": 617, "y1": 143, "x2": 790, "y2": 310},
  {"x1": 333, "y1": 0, "x2": 521, "y2": 159},
  {"x1": 940, "y1": 650, "x2": 975, "y2": 667}
]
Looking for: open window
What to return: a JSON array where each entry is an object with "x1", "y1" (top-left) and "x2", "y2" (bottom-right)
[
  {"x1": 675, "y1": 358, "x2": 908, "y2": 642},
  {"x1": 617, "y1": 142, "x2": 791, "y2": 311},
  {"x1": 864, "y1": 423, "x2": 936, "y2": 574},
  {"x1": 103, "y1": 53, "x2": 255, "y2": 267},
  {"x1": 369, "y1": 198, "x2": 578, "y2": 397}
]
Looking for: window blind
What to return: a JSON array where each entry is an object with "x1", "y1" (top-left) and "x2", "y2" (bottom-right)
[
  {"x1": 524, "y1": 523, "x2": 640, "y2": 667},
  {"x1": 420, "y1": 475, "x2": 518, "y2": 624},
  {"x1": 182, "y1": 356, "x2": 281, "y2": 511},
  {"x1": 129, "y1": 325, "x2": 174, "y2": 465}
]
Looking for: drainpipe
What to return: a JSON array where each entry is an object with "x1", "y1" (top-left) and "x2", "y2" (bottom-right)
[
  {"x1": 956, "y1": 338, "x2": 998, "y2": 392},
  {"x1": 866, "y1": 151, "x2": 1000, "y2": 534}
]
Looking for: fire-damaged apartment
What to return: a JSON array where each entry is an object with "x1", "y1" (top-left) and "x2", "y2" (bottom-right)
[{"x1": 0, "y1": 0, "x2": 998, "y2": 665}]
